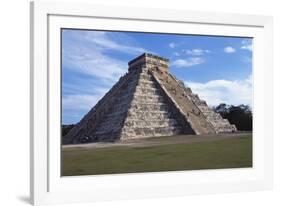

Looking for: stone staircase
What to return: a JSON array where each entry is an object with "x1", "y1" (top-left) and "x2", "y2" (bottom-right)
[
  {"x1": 186, "y1": 87, "x2": 237, "y2": 133},
  {"x1": 120, "y1": 68, "x2": 186, "y2": 139},
  {"x1": 63, "y1": 69, "x2": 140, "y2": 143},
  {"x1": 92, "y1": 72, "x2": 140, "y2": 141},
  {"x1": 150, "y1": 70, "x2": 216, "y2": 135}
]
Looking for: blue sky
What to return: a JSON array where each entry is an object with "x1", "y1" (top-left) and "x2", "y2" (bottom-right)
[{"x1": 62, "y1": 29, "x2": 252, "y2": 124}]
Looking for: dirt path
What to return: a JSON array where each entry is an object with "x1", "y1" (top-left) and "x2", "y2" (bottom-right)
[{"x1": 63, "y1": 132, "x2": 251, "y2": 149}]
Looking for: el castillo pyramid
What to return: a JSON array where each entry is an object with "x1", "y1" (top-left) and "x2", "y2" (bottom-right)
[{"x1": 63, "y1": 53, "x2": 236, "y2": 144}]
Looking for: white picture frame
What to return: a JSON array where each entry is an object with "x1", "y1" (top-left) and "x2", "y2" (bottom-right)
[{"x1": 30, "y1": 1, "x2": 273, "y2": 205}]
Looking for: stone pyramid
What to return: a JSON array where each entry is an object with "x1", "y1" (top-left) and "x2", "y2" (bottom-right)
[{"x1": 63, "y1": 53, "x2": 236, "y2": 144}]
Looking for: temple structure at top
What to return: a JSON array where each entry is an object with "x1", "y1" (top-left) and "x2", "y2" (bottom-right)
[{"x1": 128, "y1": 53, "x2": 169, "y2": 72}]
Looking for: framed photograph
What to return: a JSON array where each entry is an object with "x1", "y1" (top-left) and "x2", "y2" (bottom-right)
[{"x1": 30, "y1": 1, "x2": 273, "y2": 205}]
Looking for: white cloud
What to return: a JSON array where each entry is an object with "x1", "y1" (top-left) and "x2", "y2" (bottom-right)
[
  {"x1": 62, "y1": 81, "x2": 110, "y2": 95},
  {"x1": 63, "y1": 94, "x2": 103, "y2": 111},
  {"x1": 169, "y1": 42, "x2": 176, "y2": 48},
  {"x1": 185, "y1": 75, "x2": 252, "y2": 107},
  {"x1": 171, "y1": 57, "x2": 205, "y2": 68},
  {"x1": 224, "y1": 46, "x2": 236, "y2": 53},
  {"x1": 62, "y1": 30, "x2": 150, "y2": 122},
  {"x1": 241, "y1": 39, "x2": 253, "y2": 51},
  {"x1": 173, "y1": 52, "x2": 180, "y2": 56},
  {"x1": 184, "y1": 48, "x2": 210, "y2": 56},
  {"x1": 62, "y1": 78, "x2": 110, "y2": 113},
  {"x1": 242, "y1": 56, "x2": 252, "y2": 63},
  {"x1": 62, "y1": 30, "x2": 141, "y2": 82},
  {"x1": 65, "y1": 50, "x2": 127, "y2": 82},
  {"x1": 84, "y1": 31, "x2": 148, "y2": 55},
  {"x1": 241, "y1": 45, "x2": 252, "y2": 51}
]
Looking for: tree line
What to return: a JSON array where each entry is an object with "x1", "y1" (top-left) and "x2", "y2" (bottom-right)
[{"x1": 213, "y1": 103, "x2": 252, "y2": 131}]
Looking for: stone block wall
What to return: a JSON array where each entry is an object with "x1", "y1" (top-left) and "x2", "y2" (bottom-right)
[
  {"x1": 63, "y1": 68, "x2": 140, "y2": 143},
  {"x1": 150, "y1": 69, "x2": 216, "y2": 135},
  {"x1": 120, "y1": 67, "x2": 194, "y2": 140},
  {"x1": 186, "y1": 91, "x2": 237, "y2": 133}
]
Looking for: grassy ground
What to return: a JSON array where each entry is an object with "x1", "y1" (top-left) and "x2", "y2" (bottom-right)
[{"x1": 62, "y1": 134, "x2": 252, "y2": 176}]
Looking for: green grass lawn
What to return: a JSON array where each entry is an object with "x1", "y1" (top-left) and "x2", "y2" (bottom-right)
[{"x1": 62, "y1": 134, "x2": 252, "y2": 176}]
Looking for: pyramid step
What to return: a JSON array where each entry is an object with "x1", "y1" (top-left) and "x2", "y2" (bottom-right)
[
  {"x1": 127, "y1": 81, "x2": 155, "y2": 90},
  {"x1": 109, "y1": 106, "x2": 129, "y2": 114},
  {"x1": 95, "y1": 115, "x2": 122, "y2": 124},
  {"x1": 129, "y1": 102, "x2": 169, "y2": 111},
  {"x1": 94, "y1": 130, "x2": 121, "y2": 140},
  {"x1": 215, "y1": 125, "x2": 236, "y2": 133},
  {"x1": 113, "y1": 96, "x2": 134, "y2": 104},
  {"x1": 95, "y1": 123, "x2": 122, "y2": 133},
  {"x1": 111, "y1": 102, "x2": 130, "y2": 111},
  {"x1": 198, "y1": 106, "x2": 212, "y2": 111},
  {"x1": 131, "y1": 98, "x2": 165, "y2": 105},
  {"x1": 137, "y1": 79, "x2": 157, "y2": 87},
  {"x1": 96, "y1": 126, "x2": 121, "y2": 133},
  {"x1": 126, "y1": 110, "x2": 171, "y2": 119},
  {"x1": 121, "y1": 126, "x2": 182, "y2": 139},
  {"x1": 123, "y1": 125, "x2": 182, "y2": 131},
  {"x1": 95, "y1": 125, "x2": 122, "y2": 134},
  {"x1": 139, "y1": 73, "x2": 153, "y2": 81},
  {"x1": 116, "y1": 86, "x2": 136, "y2": 96},
  {"x1": 211, "y1": 121, "x2": 231, "y2": 126},
  {"x1": 97, "y1": 116, "x2": 124, "y2": 127},
  {"x1": 98, "y1": 111, "x2": 177, "y2": 129},
  {"x1": 206, "y1": 116, "x2": 223, "y2": 121},
  {"x1": 132, "y1": 94, "x2": 164, "y2": 102},
  {"x1": 105, "y1": 110, "x2": 127, "y2": 119},
  {"x1": 135, "y1": 87, "x2": 158, "y2": 94},
  {"x1": 132, "y1": 91, "x2": 163, "y2": 99},
  {"x1": 123, "y1": 119, "x2": 180, "y2": 128},
  {"x1": 136, "y1": 84, "x2": 158, "y2": 90},
  {"x1": 126, "y1": 79, "x2": 139, "y2": 87}
]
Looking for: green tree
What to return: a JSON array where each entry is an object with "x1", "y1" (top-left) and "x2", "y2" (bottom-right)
[{"x1": 214, "y1": 104, "x2": 252, "y2": 131}]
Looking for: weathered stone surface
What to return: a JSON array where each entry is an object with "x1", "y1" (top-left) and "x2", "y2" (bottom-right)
[
  {"x1": 119, "y1": 67, "x2": 194, "y2": 140},
  {"x1": 63, "y1": 53, "x2": 236, "y2": 144},
  {"x1": 184, "y1": 86, "x2": 237, "y2": 133}
]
